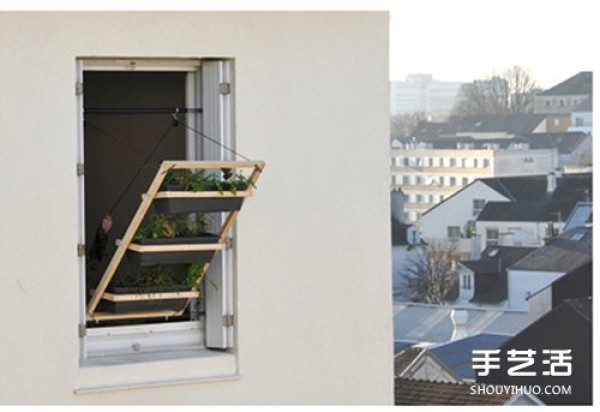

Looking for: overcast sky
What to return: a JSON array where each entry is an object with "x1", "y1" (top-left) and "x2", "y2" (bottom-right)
[
  {"x1": 389, "y1": 0, "x2": 597, "y2": 88},
  {"x1": 3, "y1": 0, "x2": 598, "y2": 89}
]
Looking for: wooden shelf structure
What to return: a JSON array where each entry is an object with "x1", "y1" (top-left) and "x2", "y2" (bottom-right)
[{"x1": 87, "y1": 160, "x2": 265, "y2": 322}]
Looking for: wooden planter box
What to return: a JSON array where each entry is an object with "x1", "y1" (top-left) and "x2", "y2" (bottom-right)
[
  {"x1": 126, "y1": 234, "x2": 222, "y2": 266},
  {"x1": 99, "y1": 285, "x2": 198, "y2": 314},
  {"x1": 87, "y1": 160, "x2": 265, "y2": 322},
  {"x1": 153, "y1": 190, "x2": 248, "y2": 214}
]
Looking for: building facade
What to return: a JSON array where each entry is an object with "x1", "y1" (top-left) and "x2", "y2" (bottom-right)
[
  {"x1": 390, "y1": 74, "x2": 463, "y2": 118},
  {"x1": 391, "y1": 146, "x2": 557, "y2": 223},
  {"x1": 0, "y1": 12, "x2": 392, "y2": 404},
  {"x1": 533, "y1": 71, "x2": 593, "y2": 133}
]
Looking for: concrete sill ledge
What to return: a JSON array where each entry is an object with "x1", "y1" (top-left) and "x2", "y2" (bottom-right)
[{"x1": 75, "y1": 349, "x2": 238, "y2": 394}]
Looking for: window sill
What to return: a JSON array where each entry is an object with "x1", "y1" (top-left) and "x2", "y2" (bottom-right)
[{"x1": 75, "y1": 348, "x2": 238, "y2": 394}]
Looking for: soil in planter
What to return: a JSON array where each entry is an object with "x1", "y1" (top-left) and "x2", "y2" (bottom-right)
[
  {"x1": 100, "y1": 285, "x2": 191, "y2": 314},
  {"x1": 127, "y1": 234, "x2": 221, "y2": 266}
]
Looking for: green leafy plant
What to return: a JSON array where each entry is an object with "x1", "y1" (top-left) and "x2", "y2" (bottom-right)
[
  {"x1": 162, "y1": 167, "x2": 254, "y2": 194},
  {"x1": 134, "y1": 213, "x2": 210, "y2": 241},
  {"x1": 186, "y1": 263, "x2": 206, "y2": 289},
  {"x1": 114, "y1": 263, "x2": 206, "y2": 293},
  {"x1": 113, "y1": 266, "x2": 178, "y2": 290}
]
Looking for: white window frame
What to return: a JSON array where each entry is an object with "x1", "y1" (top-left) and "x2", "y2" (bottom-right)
[
  {"x1": 76, "y1": 58, "x2": 236, "y2": 360},
  {"x1": 447, "y1": 226, "x2": 461, "y2": 239},
  {"x1": 486, "y1": 227, "x2": 499, "y2": 246},
  {"x1": 472, "y1": 199, "x2": 486, "y2": 217}
]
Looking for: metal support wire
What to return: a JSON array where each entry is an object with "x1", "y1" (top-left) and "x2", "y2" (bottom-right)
[{"x1": 84, "y1": 107, "x2": 203, "y2": 115}]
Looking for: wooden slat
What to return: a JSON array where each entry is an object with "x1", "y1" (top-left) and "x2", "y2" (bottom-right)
[
  {"x1": 87, "y1": 309, "x2": 185, "y2": 322},
  {"x1": 87, "y1": 162, "x2": 172, "y2": 315},
  {"x1": 87, "y1": 159, "x2": 265, "y2": 321},
  {"x1": 161, "y1": 160, "x2": 265, "y2": 170},
  {"x1": 127, "y1": 242, "x2": 225, "y2": 253},
  {"x1": 219, "y1": 163, "x2": 265, "y2": 238},
  {"x1": 102, "y1": 291, "x2": 200, "y2": 302},
  {"x1": 154, "y1": 191, "x2": 251, "y2": 199}
]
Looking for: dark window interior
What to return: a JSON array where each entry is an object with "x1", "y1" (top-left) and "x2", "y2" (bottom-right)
[{"x1": 83, "y1": 71, "x2": 187, "y2": 305}]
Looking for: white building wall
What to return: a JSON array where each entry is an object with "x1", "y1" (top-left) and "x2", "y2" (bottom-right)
[
  {"x1": 493, "y1": 149, "x2": 558, "y2": 176},
  {"x1": 404, "y1": 354, "x2": 458, "y2": 383},
  {"x1": 507, "y1": 270, "x2": 565, "y2": 312},
  {"x1": 528, "y1": 287, "x2": 553, "y2": 324},
  {"x1": 0, "y1": 12, "x2": 392, "y2": 404},
  {"x1": 391, "y1": 147, "x2": 557, "y2": 225},
  {"x1": 476, "y1": 221, "x2": 565, "y2": 249},
  {"x1": 389, "y1": 74, "x2": 462, "y2": 117},
  {"x1": 457, "y1": 267, "x2": 475, "y2": 304},
  {"x1": 569, "y1": 111, "x2": 593, "y2": 134},
  {"x1": 420, "y1": 181, "x2": 510, "y2": 242}
]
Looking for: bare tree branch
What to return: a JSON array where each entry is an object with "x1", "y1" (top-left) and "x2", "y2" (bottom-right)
[
  {"x1": 390, "y1": 112, "x2": 430, "y2": 139},
  {"x1": 451, "y1": 66, "x2": 540, "y2": 117},
  {"x1": 400, "y1": 241, "x2": 462, "y2": 304}
]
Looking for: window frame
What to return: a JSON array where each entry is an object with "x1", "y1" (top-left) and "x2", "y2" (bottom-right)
[
  {"x1": 486, "y1": 227, "x2": 500, "y2": 246},
  {"x1": 447, "y1": 226, "x2": 461, "y2": 239},
  {"x1": 472, "y1": 198, "x2": 486, "y2": 217},
  {"x1": 76, "y1": 58, "x2": 236, "y2": 360}
]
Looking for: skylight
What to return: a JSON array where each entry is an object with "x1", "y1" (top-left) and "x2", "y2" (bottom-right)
[{"x1": 570, "y1": 232, "x2": 585, "y2": 241}]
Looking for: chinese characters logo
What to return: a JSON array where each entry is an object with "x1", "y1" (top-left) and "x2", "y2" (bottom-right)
[{"x1": 472, "y1": 349, "x2": 572, "y2": 377}]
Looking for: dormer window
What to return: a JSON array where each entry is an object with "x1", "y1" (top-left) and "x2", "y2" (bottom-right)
[{"x1": 487, "y1": 248, "x2": 499, "y2": 257}]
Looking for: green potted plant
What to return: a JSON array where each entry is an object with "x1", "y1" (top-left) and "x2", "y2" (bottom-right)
[
  {"x1": 154, "y1": 168, "x2": 255, "y2": 214},
  {"x1": 102, "y1": 263, "x2": 206, "y2": 314},
  {"x1": 127, "y1": 213, "x2": 221, "y2": 266}
]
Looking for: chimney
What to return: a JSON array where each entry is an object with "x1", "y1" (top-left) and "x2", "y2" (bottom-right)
[
  {"x1": 547, "y1": 171, "x2": 557, "y2": 194},
  {"x1": 554, "y1": 167, "x2": 563, "y2": 179},
  {"x1": 471, "y1": 234, "x2": 481, "y2": 260},
  {"x1": 450, "y1": 310, "x2": 468, "y2": 341},
  {"x1": 391, "y1": 189, "x2": 405, "y2": 222}
]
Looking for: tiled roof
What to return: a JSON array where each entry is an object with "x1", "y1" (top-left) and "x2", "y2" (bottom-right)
[
  {"x1": 408, "y1": 114, "x2": 546, "y2": 141},
  {"x1": 394, "y1": 340, "x2": 416, "y2": 355},
  {"x1": 462, "y1": 246, "x2": 535, "y2": 275},
  {"x1": 453, "y1": 114, "x2": 546, "y2": 134},
  {"x1": 565, "y1": 297, "x2": 592, "y2": 323},
  {"x1": 538, "y1": 71, "x2": 592, "y2": 96},
  {"x1": 428, "y1": 333, "x2": 511, "y2": 380},
  {"x1": 574, "y1": 95, "x2": 593, "y2": 111},
  {"x1": 479, "y1": 175, "x2": 549, "y2": 201},
  {"x1": 395, "y1": 131, "x2": 588, "y2": 153},
  {"x1": 461, "y1": 246, "x2": 535, "y2": 304},
  {"x1": 395, "y1": 378, "x2": 511, "y2": 405},
  {"x1": 411, "y1": 121, "x2": 456, "y2": 139},
  {"x1": 520, "y1": 132, "x2": 589, "y2": 155},
  {"x1": 395, "y1": 347, "x2": 423, "y2": 376},
  {"x1": 509, "y1": 227, "x2": 592, "y2": 272},
  {"x1": 477, "y1": 173, "x2": 592, "y2": 222},
  {"x1": 393, "y1": 304, "x2": 528, "y2": 343}
]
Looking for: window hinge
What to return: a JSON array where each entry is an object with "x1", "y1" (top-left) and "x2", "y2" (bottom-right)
[
  {"x1": 76, "y1": 81, "x2": 84, "y2": 96},
  {"x1": 225, "y1": 237, "x2": 234, "y2": 249},
  {"x1": 76, "y1": 163, "x2": 84, "y2": 176},
  {"x1": 219, "y1": 82, "x2": 231, "y2": 95},
  {"x1": 223, "y1": 314, "x2": 235, "y2": 327},
  {"x1": 77, "y1": 244, "x2": 86, "y2": 257},
  {"x1": 78, "y1": 324, "x2": 86, "y2": 338}
]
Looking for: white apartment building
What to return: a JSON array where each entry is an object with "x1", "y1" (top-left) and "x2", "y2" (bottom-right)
[
  {"x1": 390, "y1": 74, "x2": 463, "y2": 117},
  {"x1": 391, "y1": 144, "x2": 558, "y2": 223}
]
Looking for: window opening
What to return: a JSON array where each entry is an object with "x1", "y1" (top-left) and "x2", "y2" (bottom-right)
[{"x1": 78, "y1": 62, "x2": 264, "y2": 357}]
